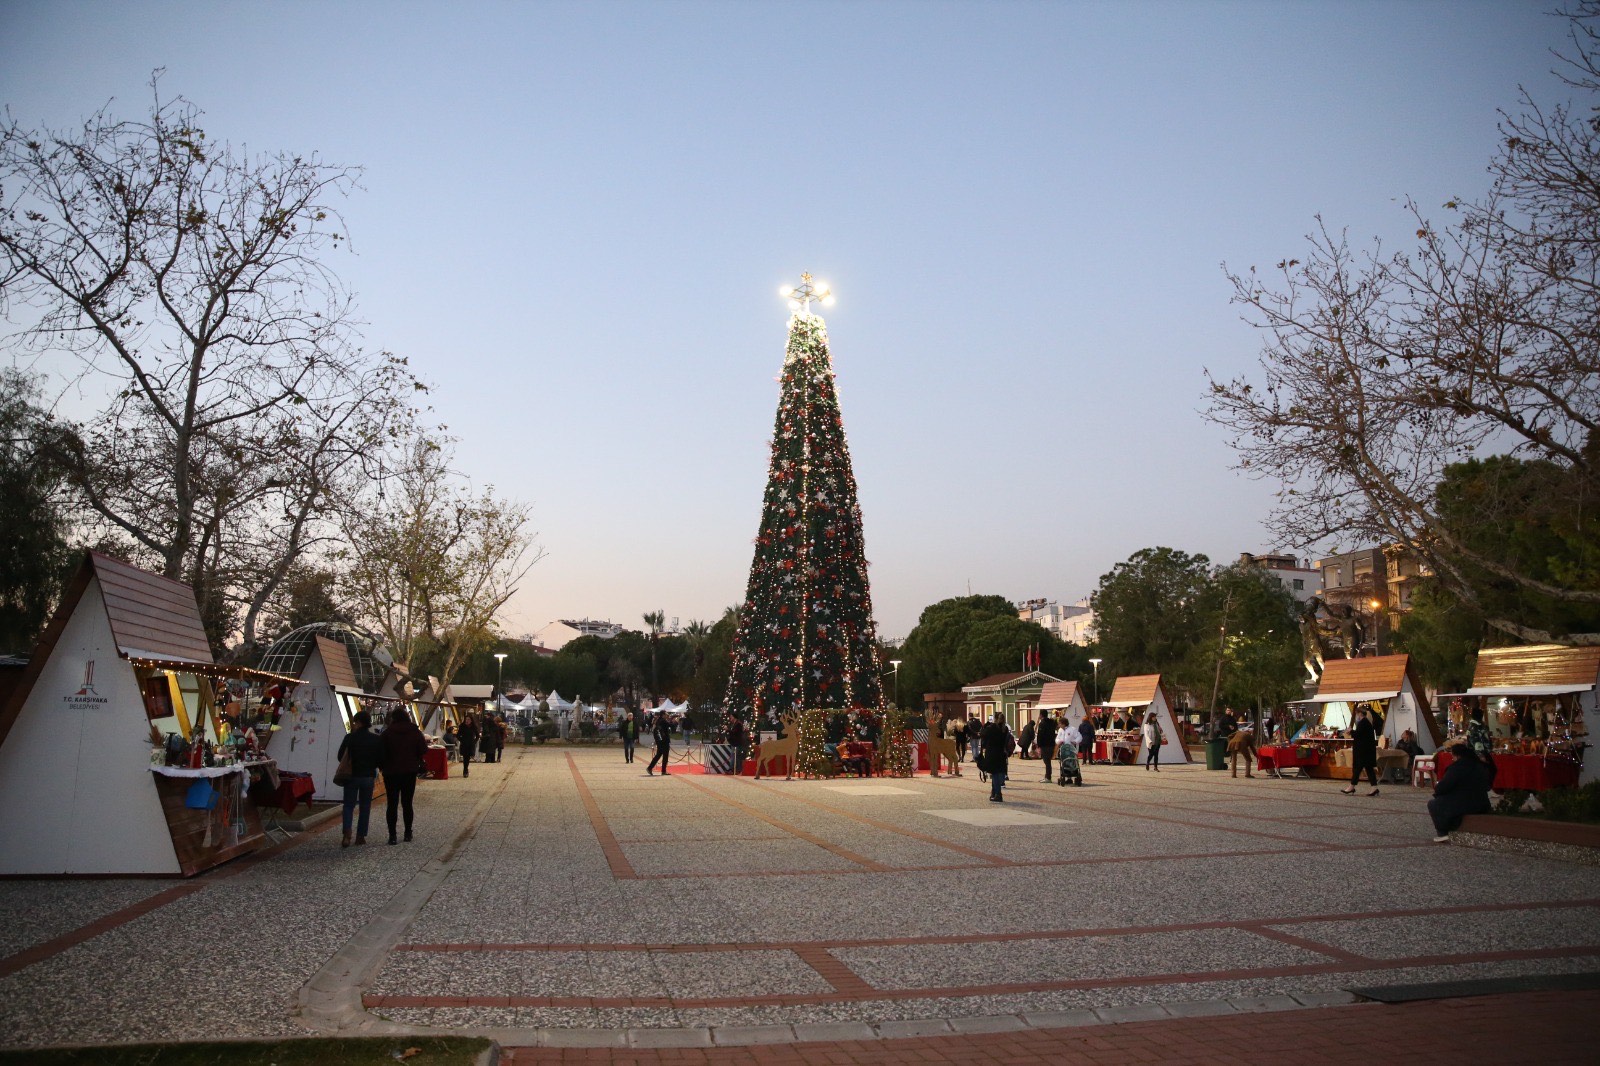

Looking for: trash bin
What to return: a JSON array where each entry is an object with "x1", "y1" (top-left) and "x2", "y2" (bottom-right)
[{"x1": 1206, "y1": 737, "x2": 1228, "y2": 770}]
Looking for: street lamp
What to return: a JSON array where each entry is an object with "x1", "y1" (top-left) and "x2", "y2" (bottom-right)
[
  {"x1": 493, "y1": 652, "x2": 507, "y2": 708},
  {"x1": 1088, "y1": 658, "x2": 1102, "y2": 704},
  {"x1": 889, "y1": 659, "x2": 902, "y2": 709}
]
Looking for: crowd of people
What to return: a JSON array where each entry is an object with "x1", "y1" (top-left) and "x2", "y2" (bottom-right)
[{"x1": 334, "y1": 693, "x2": 1504, "y2": 849}]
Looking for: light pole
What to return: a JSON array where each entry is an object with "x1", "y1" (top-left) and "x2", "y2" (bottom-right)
[
  {"x1": 889, "y1": 659, "x2": 902, "y2": 708},
  {"x1": 1088, "y1": 658, "x2": 1101, "y2": 705},
  {"x1": 494, "y1": 653, "x2": 507, "y2": 711}
]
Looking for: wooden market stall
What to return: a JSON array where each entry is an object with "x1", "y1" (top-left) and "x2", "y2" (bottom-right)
[
  {"x1": 275, "y1": 635, "x2": 364, "y2": 801},
  {"x1": 1272, "y1": 654, "x2": 1443, "y2": 779},
  {"x1": 0, "y1": 553, "x2": 287, "y2": 876},
  {"x1": 1035, "y1": 681, "x2": 1090, "y2": 729},
  {"x1": 1456, "y1": 644, "x2": 1597, "y2": 788},
  {"x1": 1102, "y1": 674, "x2": 1190, "y2": 765}
]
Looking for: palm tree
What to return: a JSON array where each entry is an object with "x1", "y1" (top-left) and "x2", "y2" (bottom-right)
[{"x1": 643, "y1": 610, "x2": 665, "y2": 700}]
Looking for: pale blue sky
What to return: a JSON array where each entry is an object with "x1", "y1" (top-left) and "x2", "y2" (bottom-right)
[{"x1": 1, "y1": 0, "x2": 1572, "y2": 640}]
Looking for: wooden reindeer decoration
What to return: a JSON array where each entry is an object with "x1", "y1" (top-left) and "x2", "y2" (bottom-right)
[
  {"x1": 754, "y1": 712, "x2": 802, "y2": 780},
  {"x1": 928, "y1": 715, "x2": 962, "y2": 777}
]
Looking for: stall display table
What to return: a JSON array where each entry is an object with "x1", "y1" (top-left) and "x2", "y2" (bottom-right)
[
  {"x1": 423, "y1": 746, "x2": 449, "y2": 779},
  {"x1": 150, "y1": 761, "x2": 269, "y2": 875},
  {"x1": 1436, "y1": 750, "x2": 1580, "y2": 792},
  {"x1": 1257, "y1": 745, "x2": 1321, "y2": 777},
  {"x1": 1094, "y1": 738, "x2": 1138, "y2": 765}
]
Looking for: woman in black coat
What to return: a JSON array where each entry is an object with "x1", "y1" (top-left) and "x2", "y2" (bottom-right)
[
  {"x1": 979, "y1": 716, "x2": 1012, "y2": 802},
  {"x1": 1341, "y1": 706, "x2": 1380, "y2": 796},
  {"x1": 1428, "y1": 744, "x2": 1493, "y2": 841},
  {"x1": 457, "y1": 713, "x2": 480, "y2": 778}
]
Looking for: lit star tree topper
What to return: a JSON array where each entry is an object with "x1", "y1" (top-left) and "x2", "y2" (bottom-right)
[{"x1": 724, "y1": 274, "x2": 885, "y2": 724}]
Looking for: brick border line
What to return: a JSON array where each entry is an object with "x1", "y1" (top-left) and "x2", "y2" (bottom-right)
[
  {"x1": 0, "y1": 814, "x2": 338, "y2": 980},
  {"x1": 393, "y1": 896, "x2": 1600, "y2": 954},
  {"x1": 675, "y1": 776, "x2": 893, "y2": 871},
  {"x1": 565, "y1": 752, "x2": 638, "y2": 879},
  {"x1": 733, "y1": 777, "x2": 1014, "y2": 866},
  {"x1": 1243, "y1": 924, "x2": 1367, "y2": 963},
  {"x1": 362, "y1": 943, "x2": 1600, "y2": 1011}
]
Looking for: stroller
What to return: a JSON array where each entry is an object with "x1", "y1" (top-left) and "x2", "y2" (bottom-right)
[{"x1": 1057, "y1": 743, "x2": 1083, "y2": 787}]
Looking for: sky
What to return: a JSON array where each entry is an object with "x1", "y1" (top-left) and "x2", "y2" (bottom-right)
[{"x1": 0, "y1": 0, "x2": 1577, "y2": 641}]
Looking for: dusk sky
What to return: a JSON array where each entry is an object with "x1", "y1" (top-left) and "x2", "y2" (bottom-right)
[{"x1": 1, "y1": 1, "x2": 1574, "y2": 641}]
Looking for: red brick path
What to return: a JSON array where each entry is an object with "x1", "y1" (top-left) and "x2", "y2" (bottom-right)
[{"x1": 501, "y1": 988, "x2": 1598, "y2": 1064}]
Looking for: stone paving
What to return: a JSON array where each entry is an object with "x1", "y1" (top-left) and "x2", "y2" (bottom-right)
[{"x1": 1, "y1": 744, "x2": 1597, "y2": 1052}]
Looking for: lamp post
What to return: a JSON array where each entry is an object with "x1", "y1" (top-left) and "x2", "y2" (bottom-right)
[
  {"x1": 889, "y1": 659, "x2": 902, "y2": 709},
  {"x1": 493, "y1": 653, "x2": 507, "y2": 711},
  {"x1": 1088, "y1": 658, "x2": 1102, "y2": 705}
]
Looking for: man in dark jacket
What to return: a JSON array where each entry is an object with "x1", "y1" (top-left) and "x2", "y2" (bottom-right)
[
  {"x1": 1428, "y1": 744, "x2": 1493, "y2": 841},
  {"x1": 980, "y1": 716, "x2": 1012, "y2": 802},
  {"x1": 380, "y1": 707, "x2": 429, "y2": 845},
  {"x1": 647, "y1": 711, "x2": 673, "y2": 776},
  {"x1": 1035, "y1": 713, "x2": 1059, "y2": 782},
  {"x1": 1018, "y1": 719, "x2": 1035, "y2": 761}
]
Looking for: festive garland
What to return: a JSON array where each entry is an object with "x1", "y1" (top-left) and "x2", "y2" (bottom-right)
[{"x1": 881, "y1": 707, "x2": 915, "y2": 777}]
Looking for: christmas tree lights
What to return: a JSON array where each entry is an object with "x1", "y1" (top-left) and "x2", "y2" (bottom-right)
[{"x1": 725, "y1": 275, "x2": 886, "y2": 729}]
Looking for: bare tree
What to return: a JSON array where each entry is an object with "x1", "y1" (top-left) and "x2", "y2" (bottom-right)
[
  {"x1": 1206, "y1": 5, "x2": 1600, "y2": 645},
  {"x1": 340, "y1": 430, "x2": 544, "y2": 700},
  {"x1": 0, "y1": 78, "x2": 423, "y2": 649}
]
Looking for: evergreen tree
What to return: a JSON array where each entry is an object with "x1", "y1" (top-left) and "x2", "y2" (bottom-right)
[
  {"x1": 726, "y1": 279, "x2": 884, "y2": 718},
  {"x1": 0, "y1": 370, "x2": 76, "y2": 653}
]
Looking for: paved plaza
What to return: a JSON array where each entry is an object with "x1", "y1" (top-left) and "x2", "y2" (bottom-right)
[{"x1": 1, "y1": 745, "x2": 1597, "y2": 1058}]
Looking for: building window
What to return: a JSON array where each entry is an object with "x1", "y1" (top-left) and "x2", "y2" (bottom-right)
[{"x1": 1293, "y1": 579, "x2": 1304, "y2": 591}]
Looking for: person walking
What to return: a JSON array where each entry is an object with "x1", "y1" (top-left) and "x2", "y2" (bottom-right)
[
  {"x1": 980, "y1": 715, "x2": 1013, "y2": 802},
  {"x1": 646, "y1": 710, "x2": 673, "y2": 776},
  {"x1": 619, "y1": 710, "x2": 639, "y2": 764},
  {"x1": 457, "y1": 712, "x2": 480, "y2": 778},
  {"x1": 1428, "y1": 743, "x2": 1493, "y2": 842},
  {"x1": 1228, "y1": 718, "x2": 1257, "y2": 778},
  {"x1": 1035, "y1": 712, "x2": 1058, "y2": 782},
  {"x1": 1142, "y1": 711, "x2": 1163, "y2": 771},
  {"x1": 380, "y1": 706, "x2": 428, "y2": 844},
  {"x1": 726, "y1": 713, "x2": 748, "y2": 772},
  {"x1": 960, "y1": 716, "x2": 976, "y2": 762},
  {"x1": 1019, "y1": 718, "x2": 1035, "y2": 762},
  {"x1": 1342, "y1": 706, "x2": 1380, "y2": 796},
  {"x1": 337, "y1": 709, "x2": 383, "y2": 847},
  {"x1": 1078, "y1": 713, "x2": 1097, "y2": 765}
]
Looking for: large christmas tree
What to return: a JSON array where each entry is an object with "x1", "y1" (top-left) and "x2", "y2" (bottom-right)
[{"x1": 725, "y1": 275, "x2": 885, "y2": 721}]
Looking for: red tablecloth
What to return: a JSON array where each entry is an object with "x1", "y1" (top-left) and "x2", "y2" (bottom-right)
[
  {"x1": 1257, "y1": 745, "x2": 1321, "y2": 772},
  {"x1": 257, "y1": 771, "x2": 316, "y2": 814},
  {"x1": 424, "y1": 746, "x2": 449, "y2": 779},
  {"x1": 1436, "y1": 751, "x2": 1579, "y2": 791}
]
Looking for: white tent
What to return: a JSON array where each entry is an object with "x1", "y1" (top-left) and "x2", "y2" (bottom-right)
[{"x1": 1104, "y1": 674, "x2": 1190, "y2": 764}]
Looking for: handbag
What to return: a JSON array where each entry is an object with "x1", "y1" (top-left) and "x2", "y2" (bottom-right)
[{"x1": 333, "y1": 749, "x2": 353, "y2": 788}]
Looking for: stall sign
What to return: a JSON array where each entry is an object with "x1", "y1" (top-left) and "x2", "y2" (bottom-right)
[{"x1": 63, "y1": 661, "x2": 111, "y2": 712}]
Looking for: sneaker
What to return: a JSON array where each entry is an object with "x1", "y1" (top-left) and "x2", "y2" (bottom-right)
[{"x1": 1432, "y1": 835, "x2": 1450, "y2": 843}]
